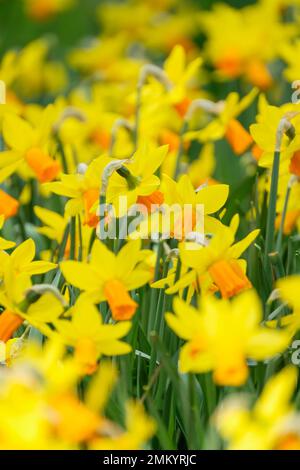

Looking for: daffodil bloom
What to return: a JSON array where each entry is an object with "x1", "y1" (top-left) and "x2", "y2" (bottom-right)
[
  {"x1": 0, "y1": 340, "x2": 155, "y2": 449},
  {"x1": 34, "y1": 205, "x2": 69, "y2": 247},
  {"x1": 135, "y1": 174, "x2": 228, "y2": 240},
  {"x1": 19, "y1": 39, "x2": 68, "y2": 98},
  {"x1": 184, "y1": 89, "x2": 258, "y2": 155},
  {"x1": 106, "y1": 145, "x2": 168, "y2": 217},
  {"x1": 24, "y1": 0, "x2": 75, "y2": 21},
  {"x1": 60, "y1": 239, "x2": 151, "y2": 320},
  {"x1": 0, "y1": 342, "x2": 93, "y2": 447},
  {"x1": 0, "y1": 106, "x2": 60, "y2": 183},
  {"x1": 53, "y1": 296, "x2": 131, "y2": 374},
  {"x1": 163, "y1": 174, "x2": 228, "y2": 235},
  {"x1": 166, "y1": 291, "x2": 290, "y2": 386},
  {"x1": 0, "y1": 289, "x2": 65, "y2": 343},
  {"x1": 44, "y1": 155, "x2": 112, "y2": 227},
  {"x1": 168, "y1": 215, "x2": 259, "y2": 299},
  {"x1": 0, "y1": 238, "x2": 57, "y2": 341},
  {"x1": 162, "y1": 44, "x2": 202, "y2": 116},
  {"x1": 199, "y1": 1, "x2": 294, "y2": 88},
  {"x1": 215, "y1": 366, "x2": 300, "y2": 449},
  {"x1": 250, "y1": 98, "x2": 300, "y2": 169}
]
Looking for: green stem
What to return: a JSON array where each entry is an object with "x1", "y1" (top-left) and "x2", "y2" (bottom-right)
[
  {"x1": 276, "y1": 182, "x2": 291, "y2": 253},
  {"x1": 264, "y1": 150, "x2": 280, "y2": 264}
]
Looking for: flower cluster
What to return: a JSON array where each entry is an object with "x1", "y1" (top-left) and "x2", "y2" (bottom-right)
[{"x1": 1, "y1": 0, "x2": 300, "y2": 451}]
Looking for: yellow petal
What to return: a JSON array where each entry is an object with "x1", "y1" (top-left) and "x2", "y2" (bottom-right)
[
  {"x1": 22, "y1": 261, "x2": 57, "y2": 275},
  {"x1": 227, "y1": 229, "x2": 260, "y2": 259},
  {"x1": 3, "y1": 113, "x2": 34, "y2": 152},
  {"x1": 196, "y1": 184, "x2": 229, "y2": 214},
  {"x1": 246, "y1": 329, "x2": 290, "y2": 361},
  {"x1": 90, "y1": 240, "x2": 116, "y2": 278},
  {"x1": 60, "y1": 261, "x2": 100, "y2": 291}
]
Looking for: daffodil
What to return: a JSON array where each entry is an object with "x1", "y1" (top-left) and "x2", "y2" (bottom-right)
[
  {"x1": 199, "y1": 1, "x2": 294, "y2": 88},
  {"x1": 106, "y1": 144, "x2": 168, "y2": 217},
  {"x1": 135, "y1": 173, "x2": 228, "y2": 240},
  {"x1": 0, "y1": 106, "x2": 60, "y2": 183},
  {"x1": 60, "y1": 239, "x2": 151, "y2": 320},
  {"x1": 166, "y1": 291, "x2": 290, "y2": 386},
  {"x1": 162, "y1": 44, "x2": 202, "y2": 116},
  {"x1": 11, "y1": 39, "x2": 68, "y2": 98},
  {"x1": 0, "y1": 238, "x2": 57, "y2": 341},
  {"x1": 215, "y1": 366, "x2": 300, "y2": 449},
  {"x1": 184, "y1": 89, "x2": 258, "y2": 155},
  {"x1": 24, "y1": 0, "x2": 75, "y2": 21},
  {"x1": 44, "y1": 155, "x2": 112, "y2": 227},
  {"x1": 168, "y1": 215, "x2": 259, "y2": 299},
  {"x1": 53, "y1": 295, "x2": 131, "y2": 374},
  {"x1": 250, "y1": 98, "x2": 300, "y2": 169}
]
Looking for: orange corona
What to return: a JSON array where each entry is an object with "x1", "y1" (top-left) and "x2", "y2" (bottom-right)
[
  {"x1": 25, "y1": 147, "x2": 60, "y2": 183},
  {"x1": 208, "y1": 259, "x2": 252, "y2": 299},
  {"x1": 0, "y1": 310, "x2": 23, "y2": 342},
  {"x1": 104, "y1": 279, "x2": 137, "y2": 321},
  {"x1": 225, "y1": 119, "x2": 253, "y2": 155},
  {"x1": 0, "y1": 189, "x2": 19, "y2": 219}
]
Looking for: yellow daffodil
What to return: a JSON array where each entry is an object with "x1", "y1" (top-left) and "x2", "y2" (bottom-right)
[
  {"x1": 106, "y1": 145, "x2": 168, "y2": 217},
  {"x1": 199, "y1": 1, "x2": 294, "y2": 88},
  {"x1": 135, "y1": 174, "x2": 228, "y2": 240},
  {"x1": 53, "y1": 295, "x2": 131, "y2": 374},
  {"x1": 250, "y1": 98, "x2": 300, "y2": 169},
  {"x1": 166, "y1": 291, "x2": 290, "y2": 386},
  {"x1": 168, "y1": 215, "x2": 259, "y2": 299},
  {"x1": 24, "y1": 0, "x2": 75, "y2": 21},
  {"x1": 60, "y1": 239, "x2": 151, "y2": 320},
  {"x1": 185, "y1": 89, "x2": 258, "y2": 155},
  {"x1": 215, "y1": 366, "x2": 300, "y2": 450},
  {"x1": 44, "y1": 155, "x2": 112, "y2": 227},
  {"x1": 162, "y1": 44, "x2": 202, "y2": 116},
  {"x1": 0, "y1": 238, "x2": 57, "y2": 341},
  {"x1": 0, "y1": 106, "x2": 60, "y2": 183}
]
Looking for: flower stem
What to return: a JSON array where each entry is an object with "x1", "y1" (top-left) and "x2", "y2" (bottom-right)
[
  {"x1": 264, "y1": 150, "x2": 280, "y2": 262},
  {"x1": 275, "y1": 182, "x2": 292, "y2": 253}
]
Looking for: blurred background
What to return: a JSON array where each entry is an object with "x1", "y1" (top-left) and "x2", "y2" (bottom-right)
[{"x1": 0, "y1": 0, "x2": 257, "y2": 56}]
